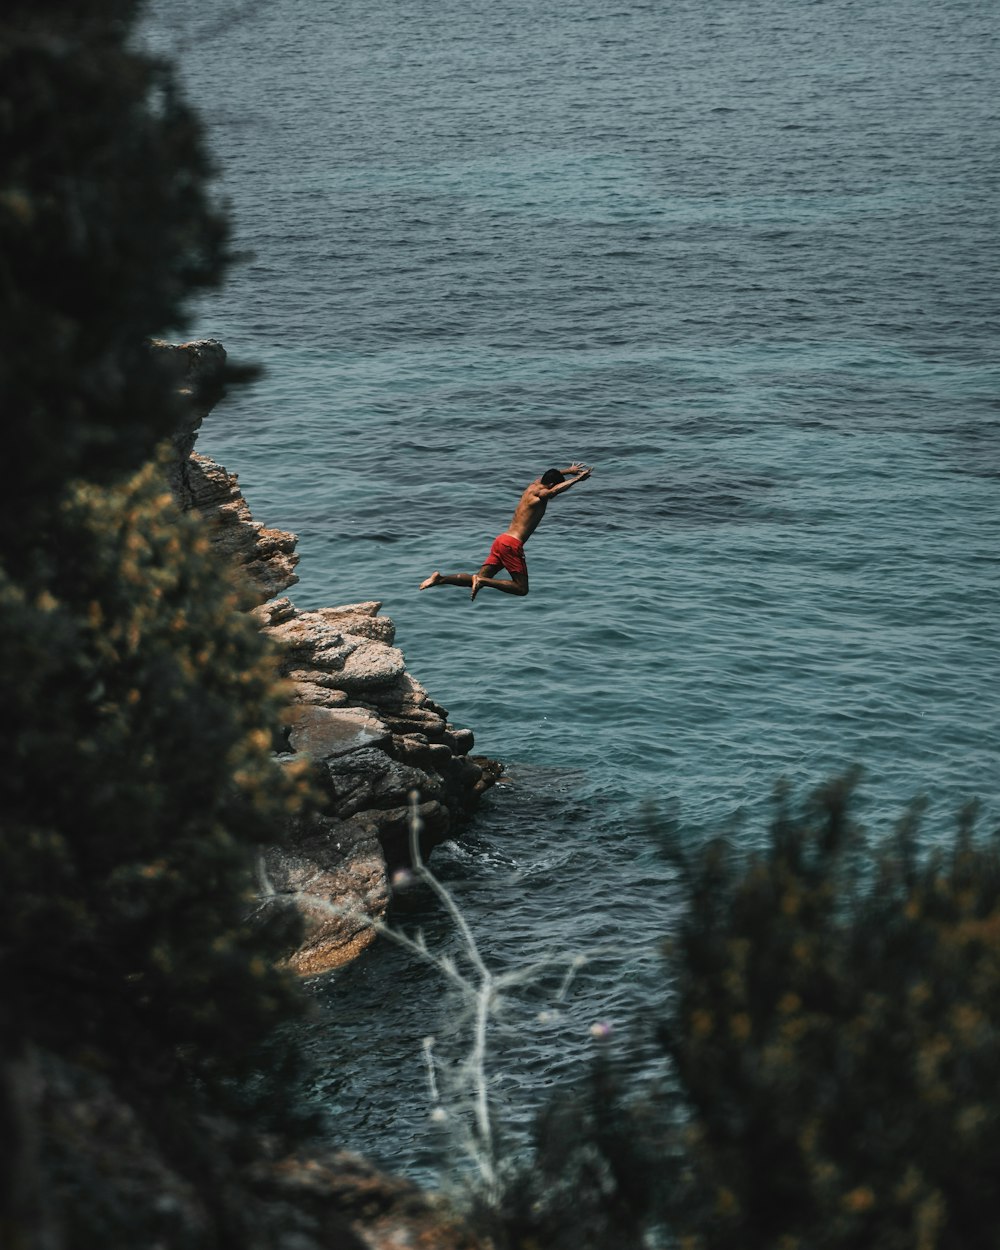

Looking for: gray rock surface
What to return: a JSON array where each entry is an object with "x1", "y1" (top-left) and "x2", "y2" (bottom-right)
[{"x1": 285, "y1": 706, "x2": 391, "y2": 759}]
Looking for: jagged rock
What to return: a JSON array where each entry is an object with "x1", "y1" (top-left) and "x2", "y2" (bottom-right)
[
  {"x1": 150, "y1": 339, "x2": 299, "y2": 607},
  {"x1": 262, "y1": 612, "x2": 405, "y2": 691},
  {"x1": 288, "y1": 682, "x2": 351, "y2": 709},
  {"x1": 252, "y1": 596, "x2": 298, "y2": 628},
  {"x1": 261, "y1": 583, "x2": 487, "y2": 969},
  {"x1": 444, "y1": 727, "x2": 475, "y2": 756},
  {"x1": 437, "y1": 755, "x2": 482, "y2": 794},
  {"x1": 323, "y1": 749, "x2": 441, "y2": 818},
  {"x1": 470, "y1": 754, "x2": 504, "y2": 796},
  {"x1": 186, "y1": 454, "x2": 299, "y2": 604},
  {"x1": 336, "y1": 640, "x2": 407, "y2": 691},
  {"x1": 361, "y1": 672, "x2": 430, "y2": 709},
  {"x1": 378, "y1": 709, "x2": 448, "y2": 739},
  {"x1": 365, "y1": 801, "x2": 451, "y2": 870},
  {"x1": 149, "y1": 337, "x2": 227, "y2": 464},
  {"x1": 391, "y1": 733, "x2": 439, "y2": 769},
  {"x1": 286, "y1": 669, "x2": 353, "y2": 691},
  {"x1": 310, "y1": 602, "x2": 396, "y2": 644},
  {"x1": 264, "y1": 614, "x2": 355, "y2": 667}
]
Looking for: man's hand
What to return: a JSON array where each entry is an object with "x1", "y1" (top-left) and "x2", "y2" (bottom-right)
[{"x1": 542, "y1": 463, "x2": 592, "y2": 498}]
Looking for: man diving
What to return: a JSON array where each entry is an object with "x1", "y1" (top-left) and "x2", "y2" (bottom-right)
[{"x1": 419, "y1": 463, "x2": 592, "y2": 601}]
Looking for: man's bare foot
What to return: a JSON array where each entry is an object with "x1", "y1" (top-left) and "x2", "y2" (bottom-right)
[
  {"x1": 419, "y1": 572, "x2": 442, "y2": 590},
  {"x1": 470, "y1": 575, "x2": 483, "y2": 601}
]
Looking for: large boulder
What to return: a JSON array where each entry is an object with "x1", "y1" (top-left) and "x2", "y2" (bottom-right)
[{"x1": 258, "y1": 814, "x2": 388, "y2": 974}]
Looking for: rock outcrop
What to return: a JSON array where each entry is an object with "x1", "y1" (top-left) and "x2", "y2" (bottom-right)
[
  {"x1": 186, "y1": 453, "x2": 301, "y2": 603},
  {"x1": 152, "y1": 339, "x2": 501, "y2": 975},
  {"x1": 32, "y1": 1052, "x2": 489, "y2": 1250}
]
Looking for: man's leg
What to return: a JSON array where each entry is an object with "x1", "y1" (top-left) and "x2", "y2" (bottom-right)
[
  {"x1": 470, "y1": 570, "x2": 528, "y2": 600},
  {"x1": 419, "y1": 572, "x2": 471, "y2": 590},
  {"x1": 420, "y1": 563, "x2": 501, "y2": 591}
]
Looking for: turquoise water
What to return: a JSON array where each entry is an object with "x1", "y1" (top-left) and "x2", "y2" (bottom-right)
[{"x1": 143, "y1": 0, "x2": 999, "y2": 1181}]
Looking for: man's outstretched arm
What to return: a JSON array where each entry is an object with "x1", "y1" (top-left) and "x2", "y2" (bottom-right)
[{"x1": 543, "y1": 463, "x2": 592, "y2": 498}]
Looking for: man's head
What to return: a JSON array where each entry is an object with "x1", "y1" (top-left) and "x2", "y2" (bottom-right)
[{"x1": 541, "y1": 468, "x2": 565, "y2": 487}]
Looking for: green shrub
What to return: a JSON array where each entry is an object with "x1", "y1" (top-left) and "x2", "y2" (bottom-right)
[
  {"x1": 0, "y1": 1, "x2": 229, "y2": 533},
  {"x1": 0, "y1": 3, "x2": 322, "y2": 1243},
  {"x1": 660, "y1": 774, "x2": 1000, "y2": 1250},
  {"x1": 488, "y1": 780, "x2": 999, "y2": 1250},
  {"x1": 0, "y1": 464, "x2": 311, "y2": 1091}
]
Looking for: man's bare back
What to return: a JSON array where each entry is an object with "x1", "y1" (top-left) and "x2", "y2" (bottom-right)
[{"x1": 419, "y1": 463, "x2": 592, "y2": 600}]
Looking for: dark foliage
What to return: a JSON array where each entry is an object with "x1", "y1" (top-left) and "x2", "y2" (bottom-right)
[
  {"x1": 0, "y1": 467, "x2": 311, "y2": 1091},
  {"x1": 0, "y1": 1, "x2": 229, "y2": 539},
  {"x1": 487, "y1": 1054, "x2": 665, "y2": 1250},
  {"x1": 660, "y1": 774, "x2": 1000, "y2": 1250},
  {"x1": 486, "y1": 778, "x2": 1000, "y2": 1250},
  {"x1": 0, "y1": 2, "x2": 321, "y2": 1245}
]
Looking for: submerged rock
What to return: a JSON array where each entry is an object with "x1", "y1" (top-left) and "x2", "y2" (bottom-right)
[
  {"x1": 35, "y1": 1052, "x2": 488, "y2": 1250},
  {"x1": 251, "y1": 1150, "x2": 490, "y2": 1250}
]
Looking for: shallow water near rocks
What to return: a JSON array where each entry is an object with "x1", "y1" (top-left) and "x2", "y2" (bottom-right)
[{"x1": 143, "y1": 0, "x2": 999, "y2": 1185}]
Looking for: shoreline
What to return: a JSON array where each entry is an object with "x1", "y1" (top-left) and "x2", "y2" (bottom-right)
[{"x1": 157, "y1": 337, "x2": 502, "y2": 973}]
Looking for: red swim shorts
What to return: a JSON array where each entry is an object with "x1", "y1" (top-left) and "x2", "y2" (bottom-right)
[{"x1": 485, "y1": 532, "x2": 527, "y2": 575}]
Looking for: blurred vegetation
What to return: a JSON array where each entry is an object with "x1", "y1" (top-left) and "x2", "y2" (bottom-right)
[
  {"x1": 0, "y1": 468, "x2": 310, "y2": 1089},
  {"x1": 483, "y1": 1053, "x2": 663, "y2": 1250},
  {"x1": 496, "y1": 775, "x2": 1000, "y2": 1249},
  {"x1": 660, "y1": 773, "x2": 1000, "y2": 1250},
  {"x1": 0, "y1": 0, "x2": 229, "y2": 539},
  {"x1": 0, "y1": 2, "x2": 317, "y2": 1244}
]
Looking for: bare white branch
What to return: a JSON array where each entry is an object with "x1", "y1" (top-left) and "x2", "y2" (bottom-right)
[{"x1": 264, "y1": 789, "x2": 647, "y2": 1208}]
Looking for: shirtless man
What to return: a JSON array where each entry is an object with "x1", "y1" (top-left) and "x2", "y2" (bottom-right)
[{"x1": 419, "y1": 463, "x2": 592, "y2": 600}]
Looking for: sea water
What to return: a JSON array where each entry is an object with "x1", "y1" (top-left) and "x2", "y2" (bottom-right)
[{"x1": 142, "y1": 0, "x2": 999, "y2": 1183}]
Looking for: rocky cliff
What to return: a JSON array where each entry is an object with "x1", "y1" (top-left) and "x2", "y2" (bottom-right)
[{"x1": 153, "y1": 338, "x2": 501, "y2": 976}]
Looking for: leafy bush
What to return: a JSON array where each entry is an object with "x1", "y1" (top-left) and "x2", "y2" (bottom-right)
[
  {"x1": 660, "y1": 774, "x2": 1000, "y2": 1250},
  {"x1": 0, "y1": 2, "x2": 320, "y2": 1242},
  {"x1": 0, "y1": 464, "x2": 311, "y2": 1092},
  {"x1": 0, "y1": 0, "x2": 229, "y2": 534},
  {"x1": 487, "y1": 778, "x2": 999, "y2": 1250}
]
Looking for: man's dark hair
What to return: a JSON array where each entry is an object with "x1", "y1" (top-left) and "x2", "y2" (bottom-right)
[{"x1": 541, "y1": 468, "x2": 565, "y2": 487}]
